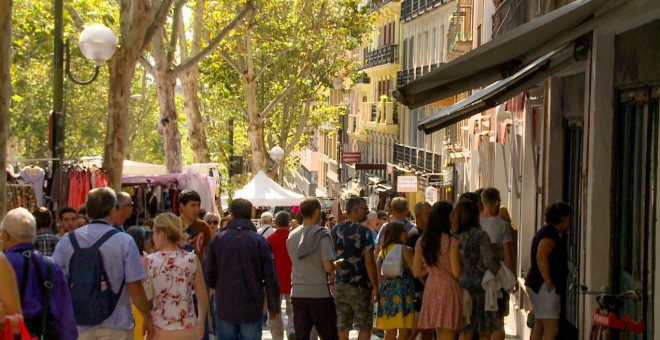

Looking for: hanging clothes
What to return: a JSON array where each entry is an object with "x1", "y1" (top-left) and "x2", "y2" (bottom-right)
[
  {"x1": 94, "y1": 170, "x2": 108, "y2": 188},
  {"x1": 20, "y1": 166, "x2": 46, "y2": 207},
  {"x1": 6, "y1": 184, "x2": 38, "y2": 211}
]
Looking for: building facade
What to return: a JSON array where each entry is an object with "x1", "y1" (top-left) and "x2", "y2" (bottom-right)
[
  {"x1": 393, "y1": 0, "x2": 466, "y2": 207},
  {"x1": 395, "y1": 0, "x2": 660, "y2": 337}
]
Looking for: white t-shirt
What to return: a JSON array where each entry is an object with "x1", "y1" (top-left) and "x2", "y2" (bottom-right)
[
  {"x1": 258, "y1": 225, "x2": 276, "y2": 238},
  {"x1": 480, "y1": 215, "x2": 513, "y2": 261}
]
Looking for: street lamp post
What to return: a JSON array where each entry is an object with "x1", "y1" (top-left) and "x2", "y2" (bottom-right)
[
  {"x1": 269, "y1": 146, "x2": 285, "y2": 184},
  {"x1": 52, "y1": 0, "x2": 117, "y2": 170}
]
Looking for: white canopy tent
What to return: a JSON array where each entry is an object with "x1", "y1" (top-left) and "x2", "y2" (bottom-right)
[{"x1": 234, "y1": 171, "x2": 305, "y2": 207}]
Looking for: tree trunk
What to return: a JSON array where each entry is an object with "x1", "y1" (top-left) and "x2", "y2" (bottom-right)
[
  {"x1": 104, "y1": 55, "x2": 136, "y2": 190},
  {"x1": 155, "y1": 70, "x2": 183, "y2": 173},
  {"x1": 245, "y1": 78, "x2": 269, "y2": 174},
  {"x1": 181, "y1": 69, "x2": 209, "y2": 163},
  {"x1": 0, "y1": 0, "x2": 12, "y2": 219}
]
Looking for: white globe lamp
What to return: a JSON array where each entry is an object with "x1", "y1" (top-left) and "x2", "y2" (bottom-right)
[
  {"x1": 269, "y1": 146, "x2": 285, "y2": 162},
  {"x1": 79, "y1": 24, "x2": 117, "y2": 62}
]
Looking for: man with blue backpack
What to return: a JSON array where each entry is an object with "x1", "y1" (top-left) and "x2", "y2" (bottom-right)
[{"x1": 53, "y1": 187, "x2": 154, "y2": 340}]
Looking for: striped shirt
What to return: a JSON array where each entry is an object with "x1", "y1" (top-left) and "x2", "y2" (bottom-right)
[{"x1": 52, "y1": 221, "x2": 146, "y2": 332}]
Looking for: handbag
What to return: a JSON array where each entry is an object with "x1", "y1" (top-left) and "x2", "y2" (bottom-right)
[
  {"x1": 1, "y1": 316, "x2": 38, "y2": 340},
  {"x1": 381, "y1": 244, "x2": 403, "y2": 277}
]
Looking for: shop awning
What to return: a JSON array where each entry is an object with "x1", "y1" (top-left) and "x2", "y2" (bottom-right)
[
  {"x1": 418, "y1": 42, "x2": 582, "y2": 134},
  {"x1": 392, "y1": 0, "x2": 609, "y2": 109}
]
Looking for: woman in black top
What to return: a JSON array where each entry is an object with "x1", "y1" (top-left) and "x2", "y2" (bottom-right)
[{"x1": 525, "y1": 202, "x2": 572, "y2": 340}]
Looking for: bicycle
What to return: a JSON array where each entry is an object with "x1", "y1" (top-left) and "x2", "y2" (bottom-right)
[{"x1": 575, "y1": 285, "x2": 645, "y2": 339}]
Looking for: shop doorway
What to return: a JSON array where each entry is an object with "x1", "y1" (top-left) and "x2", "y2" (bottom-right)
[{"x1": 611, "y1": 86, "x2": 659, "y2": 339}]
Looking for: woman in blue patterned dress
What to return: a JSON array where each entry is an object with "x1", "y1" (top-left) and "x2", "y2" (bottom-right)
[
  {"x1": 376, "y1": 221, "x2": 416, "y2": 340},
  {"x1": 452, "y1": 199, "x2": 501, "y2": 340}
]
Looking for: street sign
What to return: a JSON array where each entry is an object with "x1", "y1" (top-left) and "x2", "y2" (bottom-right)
[
  {"x1": 397, "y1": 176, "x2": 418, "y2": 193},
  {"x1": 341, "y1": 152, "x2": 362, "y2": 164}
]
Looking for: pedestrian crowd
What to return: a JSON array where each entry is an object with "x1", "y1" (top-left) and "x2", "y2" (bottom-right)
[{"x1": 0, "y1": 185, "x2": 572, "y2": 340}]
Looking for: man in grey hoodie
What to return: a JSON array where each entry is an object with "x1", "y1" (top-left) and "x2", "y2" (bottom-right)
[{"x1": 287, "y1": 198, "x2": 338, "y2": 340}]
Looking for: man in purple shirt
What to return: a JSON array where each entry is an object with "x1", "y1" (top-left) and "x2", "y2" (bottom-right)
[
  {"x1": 1, "y1": 207, "x2": 78, "y2": 340},
  {"x1": 204, "y1": 198, "x2": 281, "y2": 339}
]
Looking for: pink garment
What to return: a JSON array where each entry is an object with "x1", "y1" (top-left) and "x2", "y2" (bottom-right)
[
  {"x1": 94, "y1": 171, "x2": 108, "y2": 188},
  {"x1": 497, "y1": 119, "x2": 513, "y2": 144},
  {"x1": 416, "y1": 236, "x2": 463, "y2": 331}
]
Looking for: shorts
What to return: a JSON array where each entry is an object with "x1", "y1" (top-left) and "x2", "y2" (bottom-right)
[
  {"x1": 527, "y1": 283, "x2": 561, "y2": 319},
  {"x1": 334, "y1": 283, "x2": 373, "y2": 332}
]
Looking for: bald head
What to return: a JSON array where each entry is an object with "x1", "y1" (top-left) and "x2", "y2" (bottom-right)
[{"x1": 2, "y1": 208, "x2": 37, "y2": 250}]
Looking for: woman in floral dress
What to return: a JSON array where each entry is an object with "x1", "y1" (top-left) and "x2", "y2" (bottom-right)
[
  {"x1": 376, "y1": 221, "x2": 416, "y2": 340},
  {"x1": 148, "y1": 213, "x2": 208, "y2": 340},
  {"x1": 413, "y1": 201, "x2": 463, "y2": 339},
  {"x1": 452, "y1": 200, "x2": 501, "y2": 340}
]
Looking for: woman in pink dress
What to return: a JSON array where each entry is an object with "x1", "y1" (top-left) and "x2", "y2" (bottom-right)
[
  {"x1": 148, "y1": 213, "x2": 208, "y2": 340},
  {"x1": 412, "y1": 201, "x2": 463, "y2": 339}
]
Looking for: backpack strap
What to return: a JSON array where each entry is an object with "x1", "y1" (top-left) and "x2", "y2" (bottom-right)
[
  {"x1": 30, "y1": 254, "x2": 53, "y2": 337},
  {"x1": 19, "y1": 251, "x2": 31, "y2": 304},
  {"x1": 68, "y1": 231, "x2": 81, "y2": 251},
  {"x1": 19, "y1": 250, "x2": 53, "y2": 337},
  {"x1": 92, "y1": 229, "x2": 119, "y2": 249}
]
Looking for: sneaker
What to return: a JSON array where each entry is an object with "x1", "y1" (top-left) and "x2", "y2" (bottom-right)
[
  {"x1": 287, "y1": 333, "x2": 296, "y2": 340},
  {"x1": 372, "y1": 329, "x2": 384, "y2": 338}
]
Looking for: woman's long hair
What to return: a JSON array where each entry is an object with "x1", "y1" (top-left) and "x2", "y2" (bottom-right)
[
  {"x1": 382, "y1": 221, "x2": 406, "y2": 250},
  {"x1": 421, "y1": 201, "x2": 453, "y2": 267}
]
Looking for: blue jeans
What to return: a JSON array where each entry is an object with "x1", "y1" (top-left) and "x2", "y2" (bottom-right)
[{"x1": 216, "y1": 319, "x2": 262, "y2": 340}]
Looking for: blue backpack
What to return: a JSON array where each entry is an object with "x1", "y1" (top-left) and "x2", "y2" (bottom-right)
[{"x1": 68, "y1": 229, "x2": 125, "y2": 326}]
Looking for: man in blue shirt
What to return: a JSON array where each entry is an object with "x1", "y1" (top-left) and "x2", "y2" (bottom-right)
[
  {"x1": 2, "y1": 207, "x2": 77, "y2": 340},
  {"x1": 53, "y1": 187, "x2": 153, "y2": 340},
  {"x1": 204, "y1": 198, "x2": 281, "y2": 339}
]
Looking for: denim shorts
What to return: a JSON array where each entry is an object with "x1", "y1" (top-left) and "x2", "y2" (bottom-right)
[{"x1": 527, "y1": 283, "x2": 561, "y2": 319}]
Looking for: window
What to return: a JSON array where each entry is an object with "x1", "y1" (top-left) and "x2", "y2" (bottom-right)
[
  {"x1": 409, "y1": 36, "x2": 414, "y2": 69},
  {"x1": 402, "y1": 39, "x2": 408, "y2": 69},
  {"x1": 410, "y1": 109, "x2": 419, "y2": 147}
]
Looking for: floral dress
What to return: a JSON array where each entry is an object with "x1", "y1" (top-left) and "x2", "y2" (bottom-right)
[
  {"x1": 416, "y1": 236, "x2": 463, "y2": 330},
  {"x1": 148, "y1": 249, "x2": 198, "y2": 331},
  {"x1": 376, "y1": 243, "x2": 416, "y2": 330}
]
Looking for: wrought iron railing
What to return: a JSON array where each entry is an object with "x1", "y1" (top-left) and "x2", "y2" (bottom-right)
[
  {"x1": 492, "y1": 0, "x2": 530, "y2": 38},
  {"x1": 370, "y1": 0, "x2": 400, "y2": 13},
  {"x1": 400, "y1": 0, "x2": 451, "y2": 22},
  {"x1": 362, "y1": 44, "x2": 399, "y2": 69},
  {"x1": 396, "y1": 64, "x2": 438, "y2": 85},
  {"x1": 394, "y1": 143, "x2": 442, "y2": 172}
]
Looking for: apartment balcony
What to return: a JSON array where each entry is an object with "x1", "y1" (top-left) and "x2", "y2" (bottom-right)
[
  {"x1": 447, "y1": 0, "x2": 473, "y2": 61},
  {"x1": 492, "y1": 0, "x2": 531, "y2": 38},
  {"x1": 362, "y1": 44, "x2": 399, "y2": 70},
  {"x1": 394, "y1": 143, "x2": 442, "y2": 173},
  {"x1": 396, "y1": 64, "x2": 438, "y2": 85},
  {"x1": 355, "y1": 72, "x2": 371, "y2": 85},
  {"x1": 348, "y1": 101, "x2": 399, "y2": 137},
  {"x1": 400, "y1": 0, "x2": 451, "y2": 22},
  {"x1": 370, "y1": 0, "x2": 400, "y2": 13}
]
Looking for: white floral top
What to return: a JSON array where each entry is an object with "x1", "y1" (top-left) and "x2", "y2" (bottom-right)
[{"x1": 148, "y1": 249, "x2": 198, "y2": 331}]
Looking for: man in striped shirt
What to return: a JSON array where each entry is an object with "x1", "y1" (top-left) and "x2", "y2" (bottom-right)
[{"x1": 53, "y1": 187, "x2": 154, "y2": 340}]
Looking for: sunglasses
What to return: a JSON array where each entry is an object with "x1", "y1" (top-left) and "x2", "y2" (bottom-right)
[{"x1": 208, "y1": 220, "x2": 219, "y2": 225}]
